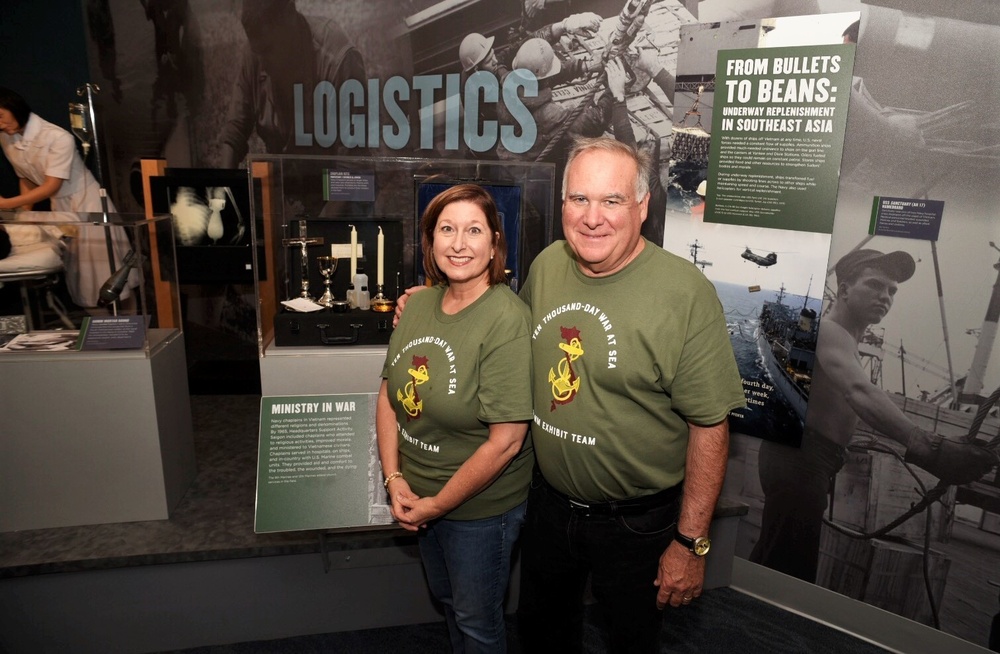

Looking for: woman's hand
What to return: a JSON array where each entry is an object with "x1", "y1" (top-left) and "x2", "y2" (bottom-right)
[
  {"x1": 386, "y1": 477, "x2": 422, "y2": 531},
  {"x1": 393, "y1": 494, "x2": 444, "y2": 530}
]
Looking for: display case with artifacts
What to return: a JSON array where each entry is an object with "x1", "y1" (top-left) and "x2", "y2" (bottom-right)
[
  {"x1": 147, "y1": 168, "x2": 264, "y2": 284},
  {"x1": 248, "y1": 155, "x2": 556, "y2": 354},
  {"x1": 0, "y1": 210, "x2": 194, "y2": 532},
  {"x1": 0, "y1": 210, "x2": 182, "y2": 355}
]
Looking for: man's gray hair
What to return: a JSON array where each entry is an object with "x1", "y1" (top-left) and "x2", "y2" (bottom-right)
[{"x1": 561, "y1": 137, "x2": 650, "y2": 202}]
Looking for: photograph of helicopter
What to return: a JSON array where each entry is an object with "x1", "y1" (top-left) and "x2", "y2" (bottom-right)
[{"x1": 741, "y1": 247, "x2": 778, "y2": 267}]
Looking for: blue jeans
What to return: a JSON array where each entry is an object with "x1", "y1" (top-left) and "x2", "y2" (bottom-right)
[
  {"x1": 418, "y1": 501, "x2": 526, "y2": 654},
  {"x1": 517, "y1": 477, "x2": 681, "y2": 654}
]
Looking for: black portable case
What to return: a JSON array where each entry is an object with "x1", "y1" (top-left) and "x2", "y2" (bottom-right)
[{"x1": 273, "y1": 309, "x2": 393, "y2": 346}]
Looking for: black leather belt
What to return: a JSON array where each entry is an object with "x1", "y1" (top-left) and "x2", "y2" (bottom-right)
[{"x1": 539, "y1": 477, "x2": 682, "y2": 516}]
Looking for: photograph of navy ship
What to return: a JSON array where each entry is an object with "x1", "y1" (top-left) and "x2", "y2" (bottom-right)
[
  {"x1": 659, "y1": 216, "x2": 832, "y2": 447},
  {"x1": 726, "y1": 4, "x2": 1000, "y2": 649}
]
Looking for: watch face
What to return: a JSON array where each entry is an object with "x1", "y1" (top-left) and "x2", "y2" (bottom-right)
[{"x1": 693, "y1": 537, "x2": 711, "y2": 556}]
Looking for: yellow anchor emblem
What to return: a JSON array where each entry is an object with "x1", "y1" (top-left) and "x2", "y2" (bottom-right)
[
  {"x1": 397, "y1": 383, "x2": 422, "y2": 417},
  {"x1": 397, "y1": 364, "x2": 429, "y2": 418},
  {"x1": 549, "y1": 338, "x2": 583, "y2": 403}
]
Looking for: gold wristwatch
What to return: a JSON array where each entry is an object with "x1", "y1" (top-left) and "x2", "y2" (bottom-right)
[{"x1": 674, "y1": 532, "x2": 711, "y2": 557}]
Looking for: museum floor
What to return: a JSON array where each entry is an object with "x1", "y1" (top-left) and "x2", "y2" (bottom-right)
[{"x1": 0, "y1": 394, "x2": 891, "y2": 654}]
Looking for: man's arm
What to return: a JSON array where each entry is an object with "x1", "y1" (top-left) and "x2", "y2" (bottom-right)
[
  {"x1": 820, "y1": 323, "x2": 995, "y2": 484},
  {"x1": 654, "y1": 419, "x2": 728, "y2": 609},
  {"x1": 819, "y1": 325, "x2": 918, "y2": 444}
]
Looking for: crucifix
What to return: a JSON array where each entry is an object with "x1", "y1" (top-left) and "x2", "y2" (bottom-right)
[{"x1": 282, "y1": 218, "x2": 324, "y2": 301}]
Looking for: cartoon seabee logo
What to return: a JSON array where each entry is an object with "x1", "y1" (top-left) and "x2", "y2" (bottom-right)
[
  {"x1": 549, "y1": 326, "x2": 583, "y2": 410},
  {"x1": 397, "y1": 355, "x2": 429, "y2": 420}
]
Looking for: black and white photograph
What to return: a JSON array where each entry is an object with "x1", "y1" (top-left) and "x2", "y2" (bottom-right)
[
  {"x1": 0, "y1": 330, "x2": 79, "y2": 352},
  {"x1": 724, "y1": 3, "x2": 1000, "y2": 648}
]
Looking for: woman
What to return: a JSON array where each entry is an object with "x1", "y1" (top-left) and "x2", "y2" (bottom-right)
[
  {"x1": 377, "y1": 184, "x2": 533, "y2": 653},
  {"x1": 0, "y1": 87, "x2": 135, "y2": 307}
]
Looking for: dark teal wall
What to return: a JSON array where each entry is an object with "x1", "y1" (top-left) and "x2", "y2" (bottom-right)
[{"x1": 0, "y1": 0, "x2": 91, "y2": 196}]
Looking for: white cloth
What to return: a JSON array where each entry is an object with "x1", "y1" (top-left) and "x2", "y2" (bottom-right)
[{"x1": 0, "y1": 224, "x2": 63, "y2": 274}]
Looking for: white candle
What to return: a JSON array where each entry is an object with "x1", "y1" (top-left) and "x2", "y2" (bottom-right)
[
  {"x1": 349, "y1": 224, "x2": 357, "y2": 280},
  {"x1": 377, "y1": 226, "x2": 385, "y2": 287}
]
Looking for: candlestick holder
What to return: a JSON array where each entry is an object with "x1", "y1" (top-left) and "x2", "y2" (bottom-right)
[{"x1": 371, "y1": 285, "x2": 395, "y2": 313}]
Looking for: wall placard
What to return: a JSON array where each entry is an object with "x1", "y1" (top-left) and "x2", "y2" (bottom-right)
[{"x1": 255, "y1": 393, "x2": 393, "y2": 533}]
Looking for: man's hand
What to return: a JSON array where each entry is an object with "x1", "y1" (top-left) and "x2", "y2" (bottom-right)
[
  {"x1": 904, "y1": 429, "x2": 996, "y2": 485},
  {"x1": 392, "y1": 285, "x2": 428, "y2": 327},
  {"x1": 605, "y1": 58, "x2": 627, "y2": 102},
  {"x1": 654, "y1": 540, "x2": 705, "y2": 609},
  {"x1": 633, "y1": 47, "x2": 663, "y2": 77},
  {"x1": 561, "y1": 12, "x2": 601, "y2": 36}
]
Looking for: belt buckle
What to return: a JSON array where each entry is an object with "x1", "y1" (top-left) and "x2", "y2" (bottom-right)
[{"x1": 568, "y1": 498, "x2": 591, "y2": 516}]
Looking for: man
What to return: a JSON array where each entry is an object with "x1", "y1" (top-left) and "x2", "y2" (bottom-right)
[
  {"x1": 218, "y1": 0, "x2": 365, "y2": 167},
  {"x1": 516, "y1": 137, "x2": 744, "y2": 652},
  {"x1": 750, "y1": 249, "x2": 996, "y2": 581}
]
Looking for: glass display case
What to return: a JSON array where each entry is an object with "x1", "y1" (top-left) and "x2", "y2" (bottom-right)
[
  {"x1": 247, "y1": 155, "x2": 556, "y2": 355},
  {"x1": 0, "y1": 210, "x2": 181, "y2": 356}
]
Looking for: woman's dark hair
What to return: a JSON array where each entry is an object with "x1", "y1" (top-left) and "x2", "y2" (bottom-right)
[
  {"x1": 420, "y1": 183, "x2": 508, "y2": 286},
  {"x1": 0, "y1": 88, "x2": 31, "y2": 129}
]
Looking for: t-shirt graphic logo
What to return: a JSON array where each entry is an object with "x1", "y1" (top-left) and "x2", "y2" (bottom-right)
[
  {"x1": 397, "y1": 355, "x2": 429, "y2": 420},
  {"x1": 549, "y1": 326, "x2": 583, "y2": 410}
]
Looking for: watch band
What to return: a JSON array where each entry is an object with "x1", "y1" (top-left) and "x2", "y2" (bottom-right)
[
  {"x1": 674, "y1": 531, "x2": 711, "y2": 556},
  {"x1": 674, "y1": 532, "x2": 696, "y2": 548}
]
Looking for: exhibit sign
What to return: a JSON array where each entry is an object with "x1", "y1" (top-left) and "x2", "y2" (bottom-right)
[
  {"x1": 705, "y1": 44, "x2": 856, "y2": 233},
  {"x1": 870, "y1": 196, "x2": 944, "y2": 240},
  {"x1": 255, "y1": 393, "x2": 392, "y2": 533},
  {"x1": 77, "y1": 316, "x2": 146, "y2": 350}
]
